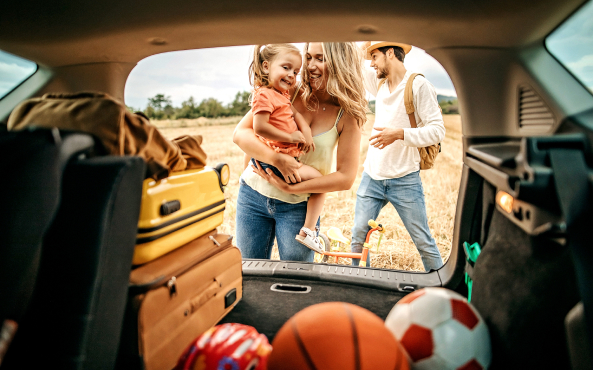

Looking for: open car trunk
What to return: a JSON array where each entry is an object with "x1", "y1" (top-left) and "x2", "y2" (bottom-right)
[{"x1": 220, "y1": 260, "x2": 442, "y2": 341}]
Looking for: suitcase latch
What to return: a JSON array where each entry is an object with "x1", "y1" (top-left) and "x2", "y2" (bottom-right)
[
  {"x1": 209, "y1": 236, "x2": 221, "y2": 247},
  {"x1": 167, "y1": 276, "x2": 177, "y2": 297}
]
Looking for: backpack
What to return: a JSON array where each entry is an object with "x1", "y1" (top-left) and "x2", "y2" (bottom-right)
[{"x1": 378, "y1": 73, "x2": 442, "y2": 170}]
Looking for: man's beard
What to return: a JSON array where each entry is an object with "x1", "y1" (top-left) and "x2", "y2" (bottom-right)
[{"x1": 377, "y1": 67, "x2": 388, "y2": 79}]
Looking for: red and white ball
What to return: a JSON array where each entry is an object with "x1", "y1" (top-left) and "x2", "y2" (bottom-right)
[{"x1": 385, "y1": 287, "x2": 491, "y2": 370}]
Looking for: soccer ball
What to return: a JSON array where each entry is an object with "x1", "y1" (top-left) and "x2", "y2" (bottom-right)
[{"x1": 385, "y1": 287, "x2": 491, "y2": 370}]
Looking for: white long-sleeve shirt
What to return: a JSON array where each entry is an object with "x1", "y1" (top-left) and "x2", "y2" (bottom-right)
[{"x1": 363, "y1": 67, "x2": 446, "y2": 180}]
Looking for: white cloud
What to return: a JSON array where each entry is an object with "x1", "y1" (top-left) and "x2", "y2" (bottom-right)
[
  {"x1": 125, "y1": 46, "x2": 254, "y2": 109},
  {"x1": 567, "y1": 54, "x2": 593, "y2": 88},
  {"x1": 405, "y1": 47, "x2": 456, "y2": 97},
  {"x1": 125, "y1": 44, "x2": 456, "y2": 109},
  {"x1": 0, "y1": 61, "x2": 37, "y2": 97}
]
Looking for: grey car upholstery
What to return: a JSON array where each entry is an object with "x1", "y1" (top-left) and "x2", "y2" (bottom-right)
[
  {"x1": 0, "y1": 129, "x2": 93, "y2": 329},
  {"x1": 3, "y1": 155, "x2": 145, "y2": 370}
]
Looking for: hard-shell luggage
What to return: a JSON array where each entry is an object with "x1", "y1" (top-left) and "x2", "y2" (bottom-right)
[
  {"x1": 118, "y1": 230, "x2": 242, "y2": 370},
  {"x1": 134, "y1": 168, "x2": 226, "y2": 265}
]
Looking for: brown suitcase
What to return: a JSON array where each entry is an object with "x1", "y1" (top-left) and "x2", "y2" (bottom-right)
[{"x1": 117, "y1": 230, "x2": 242, "y2": 370}]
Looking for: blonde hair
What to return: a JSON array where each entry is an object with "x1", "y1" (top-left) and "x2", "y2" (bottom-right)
[
  {"x1": 249, "y1": 44, "x2": 301, "y2": 89},
  {"x1": 300, "y1": 42, "x2": 368, "y2": 128}
]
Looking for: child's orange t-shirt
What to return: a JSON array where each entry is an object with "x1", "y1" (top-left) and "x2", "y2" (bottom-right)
[{"x1": 252, "y1": 88, "x2": 302, "y2": 157}]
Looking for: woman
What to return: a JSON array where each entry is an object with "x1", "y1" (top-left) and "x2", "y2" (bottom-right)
[{"x1": 233, "y1": 42, "x2": 367, "y2": 262}]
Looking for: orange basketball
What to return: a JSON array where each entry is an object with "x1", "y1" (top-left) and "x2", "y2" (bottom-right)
[{"x1": 268, "y1": 302, "x2": 410, "y2": 370}]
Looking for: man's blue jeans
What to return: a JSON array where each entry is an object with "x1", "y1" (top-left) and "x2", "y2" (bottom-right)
[
  {"x1": 235, "y1": 178, "x2": 316, "y2": 262},
  {"x1": 350, "y1": 171, "x2": 444, "y2": 271}
]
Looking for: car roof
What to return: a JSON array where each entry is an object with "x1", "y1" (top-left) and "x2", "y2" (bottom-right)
[{"x1": 0, "y1": 0, "x2": 587, "y2": 67}]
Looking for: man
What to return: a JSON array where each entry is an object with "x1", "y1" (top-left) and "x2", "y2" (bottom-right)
[{"x1": 351, "y1": 41, "x2": 445, "y2": 271}]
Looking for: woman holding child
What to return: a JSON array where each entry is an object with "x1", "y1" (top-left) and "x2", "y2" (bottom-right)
[{"x1": 233, "y1": 42, "x2": 367, "y2": 262}]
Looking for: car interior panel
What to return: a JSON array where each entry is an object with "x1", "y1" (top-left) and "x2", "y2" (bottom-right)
[{"x1": 1, "y1": 0, "x2": 593, "y2": 368}]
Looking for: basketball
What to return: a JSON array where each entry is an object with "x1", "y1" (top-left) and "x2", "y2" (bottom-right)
[{"x1": 268, "y1": 302, "x2": 410, "y2": 370}]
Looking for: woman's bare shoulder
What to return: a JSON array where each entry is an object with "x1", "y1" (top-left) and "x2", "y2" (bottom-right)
[{"x1": 337, "y1": 111, "x2": 359, "y2": 136}]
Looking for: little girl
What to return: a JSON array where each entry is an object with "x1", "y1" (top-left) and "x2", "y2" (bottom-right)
[{"x1": 247, "y1": 43, "x2": 326, "y2": 253}]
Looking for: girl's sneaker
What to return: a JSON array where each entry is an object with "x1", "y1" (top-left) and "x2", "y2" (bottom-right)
[{"x1": 295, "y1": 227, "x2": 324, "y2": 254}]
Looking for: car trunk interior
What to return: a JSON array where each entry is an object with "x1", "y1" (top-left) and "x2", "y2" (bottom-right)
[
  {"x1": 220, "y1": 276, "x2": 407, "y2": 341},
  {"x1": 2, "y1": 0, "x2": 593, "y2": 369}
]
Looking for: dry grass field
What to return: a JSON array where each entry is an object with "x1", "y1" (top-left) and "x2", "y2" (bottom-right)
[{"x1": 159, "y1": 114, "x2": 463, "y2": 271}]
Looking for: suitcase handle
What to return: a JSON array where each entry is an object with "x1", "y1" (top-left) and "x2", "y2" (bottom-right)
[{"x1": 190, "y1": 278, "x2": 222, "y2": 312}]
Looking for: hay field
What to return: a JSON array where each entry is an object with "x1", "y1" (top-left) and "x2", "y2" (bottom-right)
[
  {"x1": 159, "y1": 114, "x2": 463, "y2": 271},
  {"x1": 152, "y1": 116, "x2": 242, "y2": 129}
]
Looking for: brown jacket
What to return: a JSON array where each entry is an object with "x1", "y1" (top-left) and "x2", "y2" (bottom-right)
[{"x1": 7, "y1": 92, "x2": 207, "y2": 180}]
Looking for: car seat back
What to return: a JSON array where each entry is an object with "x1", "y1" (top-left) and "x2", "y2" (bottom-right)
[
  {"x1": 0, "y1": 129, "x2": 93, "y2": 361},
  {"x1": 3, "y1": 155, "x2": 145, "y2": 370}
]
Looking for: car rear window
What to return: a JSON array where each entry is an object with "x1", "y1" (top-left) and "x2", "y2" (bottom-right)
[
  {"x1": 0, "y1": 50, "x2": 38, "y2": 100},
  {"x1": 546, "y1": 0, "x2": 593, "y2": 95}
]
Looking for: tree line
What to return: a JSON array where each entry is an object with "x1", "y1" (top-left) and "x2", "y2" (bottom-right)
[
  {"x1": 439, "y1": 99, "x2": 459, "y2": 114},
  {"x1": 368, "y1": 97, "x2": 459, "y2": 114},
  {"x1": 137, "y1": 91, "x2": 251, "y2": 120},
  {"x1": 136, "y1": 91, "x2": 458, "y2": 120}
]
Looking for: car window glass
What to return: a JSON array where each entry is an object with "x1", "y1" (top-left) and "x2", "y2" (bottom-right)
[
  {"x1": 546, "y1": 0, "x2": 593, "y2": 94},
  {"x1": 0, "y1": 50, "x2": 38, "y2": 100}
]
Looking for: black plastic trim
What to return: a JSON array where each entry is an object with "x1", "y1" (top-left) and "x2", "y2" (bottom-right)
[
  {"x1": 440, "y1": 164, "x2": 480, "y2": 291},
  {"x1": 242, "y1": 259, "x2": 442, "y2": 292},
  {"x1": 465, "y1": 156, "x2": 516, "y2": 196},
  {"x1": 225, "y1": 288, "x2": 237, "y2": 308},
  {"x1": 270, "y1": 283, "x2": 312, "y2": 293},
  {"x1": 160, "y1": 200, "x2": 181, "y2": 216},
  {"x1": 214, "y1": 163, "x2": 228, "y2": 192},
  {"x1": 137, "y1": 200, "x2": 225, "y2": 234},
  {"x1": 136, "y1": 207, "x2": 225, "y2": 244}
]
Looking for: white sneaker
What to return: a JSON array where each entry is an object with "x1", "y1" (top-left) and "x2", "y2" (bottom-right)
[{"x1": 295, "y1": 227, "x2": 324, "y2": 254}]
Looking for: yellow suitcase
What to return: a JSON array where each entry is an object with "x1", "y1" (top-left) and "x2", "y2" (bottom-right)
[{"x1": 133, "y1": 164, "x2": 229, "y2": 265}]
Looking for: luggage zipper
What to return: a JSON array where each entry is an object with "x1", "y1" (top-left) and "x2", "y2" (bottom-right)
[
  {"x1": 132, "y1": 235, "x2": 235, "y2": 293},
  {"x1": 169, "y1": 236, "x2": 234, "y2": 278}
]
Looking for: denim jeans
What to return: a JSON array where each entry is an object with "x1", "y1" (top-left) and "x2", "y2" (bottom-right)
[
  {"x1": 236, "y1": 178, "x2": 316, "y2": 262},
  {"x1": 350, "y1": 171, "x2": 444, "y2": 271}
]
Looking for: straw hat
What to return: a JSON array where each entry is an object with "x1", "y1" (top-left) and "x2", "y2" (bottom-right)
[{"x1": 365, "y1": 41, "x2": 412, "y2": 60}]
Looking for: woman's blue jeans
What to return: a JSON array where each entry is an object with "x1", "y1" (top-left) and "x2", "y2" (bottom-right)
[
  {"x1": 236, "y1": 178, "x2": 315, "y2": 262},
  {"x1": 350, "y1": 171, "x2": 444, "y2": 271}
]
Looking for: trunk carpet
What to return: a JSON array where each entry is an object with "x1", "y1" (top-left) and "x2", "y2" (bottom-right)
[{"x1": 220, "y1": 276, "x2": 406, "y2": 341}]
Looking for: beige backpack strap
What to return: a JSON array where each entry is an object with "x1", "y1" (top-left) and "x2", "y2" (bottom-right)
[
  {"x1": 377, "y1": 78, "x2": 387, "y2": 91},
  {"x1": 404, "y1": 73, "x2": 424, "y2": 128}
]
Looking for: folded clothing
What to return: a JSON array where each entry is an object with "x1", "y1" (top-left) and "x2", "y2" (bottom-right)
[{"x1": 7, "y1": 92, "x2": 207, "y2": 180}]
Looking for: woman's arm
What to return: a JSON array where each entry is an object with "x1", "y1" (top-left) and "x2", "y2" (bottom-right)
[
  {"x1": 233, "y1": 110, "x2": 303, "y2": 183},
  {"x1": 252, "y1": 114, "x2": 362, "y2": 194}
]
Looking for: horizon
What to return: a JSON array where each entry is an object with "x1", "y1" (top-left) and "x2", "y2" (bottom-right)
[{"x1": 124, "y1": 44, "x2": 458, "y2": 111}]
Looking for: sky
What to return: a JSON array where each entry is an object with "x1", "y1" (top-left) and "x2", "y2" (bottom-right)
[
  {"x1": 0, "y1": 50, "x2": 37, "y2": 99},
  {"x1": 546, "y1": 0, "x2": 593, "y2": 93},
  {"x1": 124, "y1": 44, "x2": 459, "y2": 111}
]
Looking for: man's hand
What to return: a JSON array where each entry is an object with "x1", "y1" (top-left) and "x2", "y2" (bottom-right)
[{"x1": 369, "y1": 127, "x2": 404, "y2": 149}]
